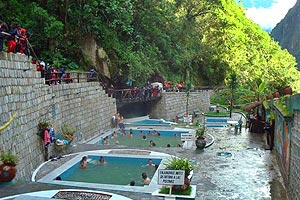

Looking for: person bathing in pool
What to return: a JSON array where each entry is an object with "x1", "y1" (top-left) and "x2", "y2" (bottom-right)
[
  {"x1": 142, "y1": 172, "x2": 151, "y2": 185},
  {"x1": 98, "y1": 156, "x2": 107, "y2": 165},
  {"x1": 80, "y1": 156, "x2": 88, "y2": 169}
]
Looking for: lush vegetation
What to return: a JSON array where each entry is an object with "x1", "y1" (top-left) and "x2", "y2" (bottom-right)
[
  {"x1": 1, "y1": 0, "x2": 300, "y2": 90},
  {"x1": 159, "y1": 185, "x2": 192, "y2": 195}
]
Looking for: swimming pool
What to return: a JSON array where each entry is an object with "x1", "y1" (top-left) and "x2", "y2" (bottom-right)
[
  {"x1": 59, "y1": 156, "x2": 161, "y2": 185},
  {"x1": 96, "y1": 128, "x2": 189, "y2": 148},
  {"x1": 1, "y1": 189, "x2": 133, "y2": 200},
  {"x1": 205, "y1": 117, "x2": 228, "y2": 128},
  {"x1": 35, "y1": 150, "x2": 172, "y2": 194},
  {"x1": 125, "y1": 119, "x2": 176, "y2": 126}
]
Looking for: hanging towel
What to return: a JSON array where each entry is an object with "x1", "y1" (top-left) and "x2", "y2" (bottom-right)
[
  {"x1": 49, "y1": 127, "x2": 56, "y2": 143},
  {"x1": 44, "y1": 129, "x2": 51, "y2": 145}
]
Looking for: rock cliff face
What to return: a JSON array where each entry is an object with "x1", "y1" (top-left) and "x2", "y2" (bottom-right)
[
  {"x1": 78, "y1": 34, "x2": 112, "y2": 79},
  {"x1": 271, "y1": 0, "x2": 300, "y2": 67}
]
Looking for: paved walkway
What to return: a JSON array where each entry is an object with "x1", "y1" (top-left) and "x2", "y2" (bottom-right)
[{"x1": 0, "y1": 117, "x2": 288, "y2": 200}]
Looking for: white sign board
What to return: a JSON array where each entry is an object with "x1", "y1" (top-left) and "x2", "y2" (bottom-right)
[
  {"x1": 181, "y1": 133, "x2": 195, "y2": 141},
  {"x1": 183, "y1": 115, "x2": 193, "y2": 123},
  {"x1": 158, "y1": 170, "x2": 185, "y2": 185}
]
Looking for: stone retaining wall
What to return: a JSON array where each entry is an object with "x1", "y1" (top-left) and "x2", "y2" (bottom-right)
[
  {"x1": 150, "y1": 91, "x2": 211, "y2": 121},
  {"x1": 288, "y1": 110, "x2": 300, "y2": 200},
  {"x1": 271, "y1": 93, "x2": 300, "y2": 200},
  {"x1": 0, "y1": 52, "x2": 116, "y2": 181}
]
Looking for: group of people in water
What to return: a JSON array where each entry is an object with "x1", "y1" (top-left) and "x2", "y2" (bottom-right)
[
  {"x1": 101, "y1": 128, "x2": 183, "y2": 148},
  {"x1": 129, "y1": 159, "x2": 156, "y2": 186},
  {"x1": 79, "y1": 156, "x2": 154, "y2": 186},
  {"x1": 79, "y1": 156, "x2": 106, "y2": 169}
]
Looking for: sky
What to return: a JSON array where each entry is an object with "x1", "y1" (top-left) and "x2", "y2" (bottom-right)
[{"x1": 236, "y1": 0, "x2": 297, "y2": 31}]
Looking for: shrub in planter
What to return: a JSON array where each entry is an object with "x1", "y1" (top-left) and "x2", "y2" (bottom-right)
[
  {"x1": 159, "y1": 157, "x2": 194, "y2": 194},
  {"x1": 195, "y1": 126, "x2": 207, "y2": 149},
  {"x1": 61, "y1": 124, "x2": 76, "y2": 142},
  {"x1": 0, "y1": 114, "x2": 18, "y2": 182},
  {"x1": 38, "y1": 120, "x2": 50, "y2": 137},
  {"x1": 0, "y1": 150, "x2": 18, "y2": 165},
  {"x1": 0, "y1": 150, "x2": 18, "y2": 182}
]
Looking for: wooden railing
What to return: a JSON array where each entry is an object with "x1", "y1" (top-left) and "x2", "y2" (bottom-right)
[
  {"x1": 107, "y1": 88, "x2": 162, "y2": 103},
  {"x1": 43, "y1": 71, "x2": 99, "y2": 85}
]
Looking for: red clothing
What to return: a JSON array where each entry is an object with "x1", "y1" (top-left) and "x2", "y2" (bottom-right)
[
  {"x1": 44, "y1": 129, "x2": 51, "y2": 145},
  {"x1": 7, "y1": 40, "x2": 16, "y2": 53},
  {"x1": 153, "y1": 87, "x2": 157, "y2": 97},
  {"x1": 36, "y1": 63, "x2": 42, "y2": 71},
  {"x1": 50, "y1": 73, "x2": 57, "y2": 84},
  {"x1": 18, "y1": 34, "x2": 27, "y2": 54}
]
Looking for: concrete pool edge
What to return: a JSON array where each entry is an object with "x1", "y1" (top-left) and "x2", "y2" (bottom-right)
[
  {"x1": 152, "y1": 185, "x2": 197, "y2": 199},
  {"x1": 1, "y1": 189, "x2": 133, "y2": 200},
  {"x1": 34, "y1": 149, "x2": 174, "y2": 194}
]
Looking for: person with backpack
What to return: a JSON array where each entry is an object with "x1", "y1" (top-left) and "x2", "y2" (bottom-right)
[
  {"x1": 16, "y1": 28, "x2": 27, "y2": 54},
  {"x1": 6, "y1": 23, "x2": 18, "y2": 53},
  {"x1": 0, "y1": 19, "x2": 7, "y2": 52}
]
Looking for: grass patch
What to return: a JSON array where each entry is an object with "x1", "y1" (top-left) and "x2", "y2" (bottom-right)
[
  {"x1": 204, "y1": 111, "x2": 229, "y2": 117},
  {"x1": 159, "y1": 186, "x2": 192, "y2": 195}
]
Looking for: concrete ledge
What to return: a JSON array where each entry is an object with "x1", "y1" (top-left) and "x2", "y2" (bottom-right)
[{"x1": 152, "y1": 185, "x2": 196, "y2": 199}]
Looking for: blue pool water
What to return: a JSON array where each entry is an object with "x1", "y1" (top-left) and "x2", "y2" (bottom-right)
[
  {"x1": 99, "y1": 128, "x2": 188, "y2": 147},
  {"x1": 205, "y1": 117, "x2": 228, "y2": 128},
  {"x1": 206, "y1": 124, "x2": 227, "y2": 128},
  {"x1": 126, "y1": 119, "x2": 174, "y2": 126},
  {"x1": 58, "y1": 156, "x2": 162, "y2": 186},
  {"x1": 206, "y1": 118, "x2": 228, "y2": 123}
]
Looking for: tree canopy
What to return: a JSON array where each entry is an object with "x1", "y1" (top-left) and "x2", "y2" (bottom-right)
[{"x1": 1, "y1": 0, "x2": 299, "y2": 91}]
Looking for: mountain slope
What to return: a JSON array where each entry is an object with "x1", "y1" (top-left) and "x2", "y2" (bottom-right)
[{"x1": 271, "y1": 0, "x2": 300, "y2": 66}]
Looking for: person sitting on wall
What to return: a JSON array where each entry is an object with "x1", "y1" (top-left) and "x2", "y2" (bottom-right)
[
  {"x1": 0, "y1": 19, "x2": 8, "y2": 52},
  {"x1": 63, "y1": 72, "x2": 73, "y2": 83},
  {"x1": 6, "y1": 22, "x2": 18, "y2": 53},
  {"x1": 16, "y1": 28, "x2": 27, "y2": 54}
]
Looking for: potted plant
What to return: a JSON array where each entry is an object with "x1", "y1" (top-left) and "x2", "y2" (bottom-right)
[
  {"x1": 0, "y1": 150, "x2": 19, "y2": 182},
  {"x1": 195, "y1": 125, "x2": 207, "y2": 149},
  {"x1": 272, "y1": 91, "x2": 280, "y2": 98},
  {"x1": 0, "y1": 114, "x2": 18, "y2": 182},
  {"x1": 281, "y1": 86, "x2": 292, "y2": 95},
  {"x1": 38, "y1": 120, "x2": 50, "y2": 138},
  {"x1": 160, "y1": 157, "x2": 194, "y2": 194},
  {"x1": 61, "y1": 123, "x2": 75, "y2": 142}
]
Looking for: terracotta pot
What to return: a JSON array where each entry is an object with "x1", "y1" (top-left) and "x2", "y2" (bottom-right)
[
  {"x1": 172, "y1": 177, "x2": 191, "y2": 192},
  {"x1": 272, "y1": 92, "x2": 280, "y2": 98},
  {"x1": 267, "y1": 95, "x2": 273, "y2": 100},
  {"x1": 281, "y1": 86, "x2": 292, "y2": 95},
  {"x1": 195, "y1": 137, "x2": 206, "y2": 149},
  {"x1": 0, "y1": 163, "x2": 17, "y2": 182}
]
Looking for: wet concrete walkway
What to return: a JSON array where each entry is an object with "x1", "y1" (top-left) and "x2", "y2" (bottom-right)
[{"x1": 0, "y1": 119, "x2": 288, "y2": 200}]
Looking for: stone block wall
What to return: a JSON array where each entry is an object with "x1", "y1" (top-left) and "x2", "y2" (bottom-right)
[
  {"x1": 150, "y1": 91, "x2": 211, "y2": 121},
  {"x1": 288, "y1": 110, "x2": 300, "y2": 200},
  {"x1": 0, "y1": 52, "x2": 116, "y2": 181},
  {"x1": 271, "y1": 93, "x2": 300, "y2": 200}
]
